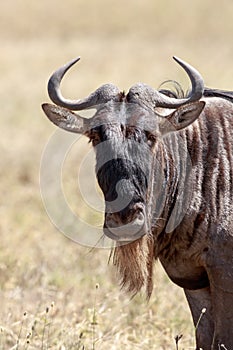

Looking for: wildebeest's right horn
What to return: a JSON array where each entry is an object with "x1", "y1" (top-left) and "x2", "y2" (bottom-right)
[
  {"x1": 155, "y1": 57, "x2": 204, "y2": 108},
  {"x1": 47, "y1": 57, "x2": 121, "y2": 110}
]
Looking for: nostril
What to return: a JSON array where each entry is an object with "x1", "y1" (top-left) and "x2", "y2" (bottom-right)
[
  {"x1": 128, "y1": 203, "x2": 145, "y2": 222},
  {"x1": 105, "y1": 213, "x2": 119, "y2": 227},
  {"x1": 105, "y1": 203, "x2": 145, "y2": 227}
]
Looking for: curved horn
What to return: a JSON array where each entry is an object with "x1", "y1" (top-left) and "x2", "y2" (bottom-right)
[
  {"x1": 155, "y1": 56, "x2": 204, "y2": 108},
  {"x1": 47, "y1": 57, "x2": 121, "y2": 110}
]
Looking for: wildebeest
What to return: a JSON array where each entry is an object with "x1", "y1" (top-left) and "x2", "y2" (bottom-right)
[{"x1": 42, "y1": 56, "x2": 233, "y2": 349}]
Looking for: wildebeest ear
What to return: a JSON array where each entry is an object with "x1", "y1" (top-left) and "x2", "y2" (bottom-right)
[
  {"x1": 41, "y1": 103, "x2": 86, "y2": 134},
  {"x1": 160, "y1": 101, "x2": 205, "y2": 135}
]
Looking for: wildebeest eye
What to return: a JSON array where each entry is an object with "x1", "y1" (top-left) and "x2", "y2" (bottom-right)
[
  {"x1": 89, "y1": 129, "x2": 101, "y2": 146},
  {"x1": 146, "y1": 132, "x2": 157, "y2": 147}
]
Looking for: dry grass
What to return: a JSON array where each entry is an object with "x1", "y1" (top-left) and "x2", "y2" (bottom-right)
[{"x1": 1, "y1": 0, "x2": 233, "y2": 348}]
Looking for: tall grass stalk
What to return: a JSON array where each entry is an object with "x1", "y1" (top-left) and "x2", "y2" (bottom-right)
[
  {"x1": 195, "y1": 307, "x2": 206, "y2": 334},
  {"x1": 174, "y1": 334, "x2": 183, "y2": 350},
  {"x1": 41, "y1": 303, "x2": 54, "y2": 350},
  {"x1": 91, "y1": 284, "x2": 99, "y2": 350},
  {"x1": 16, "y1": 312, "x2": 27, "y2": 350}
]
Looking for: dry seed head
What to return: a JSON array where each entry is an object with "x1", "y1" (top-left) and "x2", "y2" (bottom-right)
[
  {"x1": 79, "y1": 332, "x2": 83, "y2": 339},
  {"x1": 174, "y1": 334, "x2": 183, "y2": 343},
  {"x1": 201, "y1": 307, "x2": 206, "y2": 313}
]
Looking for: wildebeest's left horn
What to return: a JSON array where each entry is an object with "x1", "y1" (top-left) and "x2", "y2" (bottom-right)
[
  {"x1": 155, "y1": 56, "x2": 204, "y2": 108},
  {"x1": 47, "y1": 57, "x2": 121, "y2": 110}
]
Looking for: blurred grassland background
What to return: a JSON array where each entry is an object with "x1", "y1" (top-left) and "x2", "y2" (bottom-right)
[{"x1": 0, "y1": 0, "x2": 233, "y2": 349}]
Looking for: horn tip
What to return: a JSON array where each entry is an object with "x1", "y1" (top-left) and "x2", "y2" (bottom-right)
[
  {"x1": 73, "y1": 56, "x2": 81, "y2": 63},
  {"x1": 63, "y1": 56, "x2": 81, "y2": 70},
  {"x1": 173, "y1": 56, "x2": 183, "y2": 64}
]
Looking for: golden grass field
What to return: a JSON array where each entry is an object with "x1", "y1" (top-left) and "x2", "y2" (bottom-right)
[{"x1": 1, "y1": 0, "x2": 233, "y2": 349}]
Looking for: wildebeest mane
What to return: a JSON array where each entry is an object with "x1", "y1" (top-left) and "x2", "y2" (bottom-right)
[
  {"x1": 159, "y1": 81, "x2": 233, "y2": 103},
  {"x1": 203, "y1": 87, "x2": 233, "y2": 102},
  {"x1": 158, "y1": 80, "x2": 186, "y2": 99}
]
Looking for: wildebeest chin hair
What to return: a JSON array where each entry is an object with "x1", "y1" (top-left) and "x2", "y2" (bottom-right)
[{"x1": 113, "y1": 233, "x2": 155, "y2": 299}]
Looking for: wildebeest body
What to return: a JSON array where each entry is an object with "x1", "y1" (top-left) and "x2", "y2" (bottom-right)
[{"x1": 42, "y1": 57, "x2": 233, "y2": 349}]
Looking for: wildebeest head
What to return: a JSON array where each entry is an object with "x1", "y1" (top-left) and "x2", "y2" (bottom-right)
[
  {"x1": 42, "y1": 56, "x2": 205, "y2": 243},
  {"x1": 42, "y1": 57, "x2": 205, "y2": 297}
]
